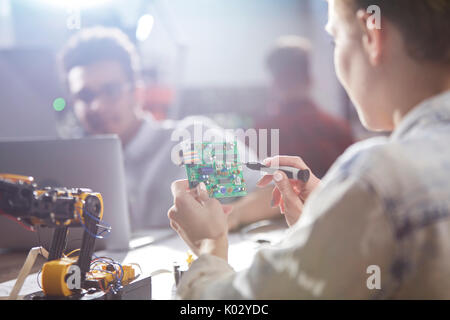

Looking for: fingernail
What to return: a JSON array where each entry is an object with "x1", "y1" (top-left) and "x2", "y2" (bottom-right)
[
  {"x1": 273, "y1": 171, "x2": 283, "y2": 182},
  {"x1": 199, "y1": 182, "x2": 207, "y2": 192},
  {"x1": 262, "y1": 158, "x2": 271, "y2": 165}
]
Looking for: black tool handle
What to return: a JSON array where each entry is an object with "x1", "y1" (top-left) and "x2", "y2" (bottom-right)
[
  {"x1": 245, "y1": 162, "x2": 310, "y2": 183},
  {"x1": 278, "y1": 166, "x2": 310, "y2": 183}
]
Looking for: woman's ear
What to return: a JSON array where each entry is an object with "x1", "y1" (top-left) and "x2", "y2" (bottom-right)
[{"x1": 356, "y1": 8, "x2": 383, "y2": 66}]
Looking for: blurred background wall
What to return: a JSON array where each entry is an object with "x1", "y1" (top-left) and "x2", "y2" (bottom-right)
[{"x1": 0, "y1": 0, "x2": 371, "y2": 140}]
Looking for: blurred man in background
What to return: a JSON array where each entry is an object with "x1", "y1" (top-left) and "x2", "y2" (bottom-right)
[
  {"x1": 256, "y1": 36, "x2": 354, "y2": 178},
  {"x1": 58, "y1": 27, "x2": 279, "y2": 233}
]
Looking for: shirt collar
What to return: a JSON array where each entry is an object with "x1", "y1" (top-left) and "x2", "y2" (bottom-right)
[{"x1": 391, "y1": 90, "x2": 450, "y2": 140}]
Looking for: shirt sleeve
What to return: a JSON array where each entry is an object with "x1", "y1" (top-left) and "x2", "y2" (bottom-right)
[{"x1": 176, "y1": 174, "x2": 398, "y2": 299}]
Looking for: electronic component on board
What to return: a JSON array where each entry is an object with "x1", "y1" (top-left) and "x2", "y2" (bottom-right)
[{"x1": 179, "y1": 141, "x2": 247, "y2": 199}]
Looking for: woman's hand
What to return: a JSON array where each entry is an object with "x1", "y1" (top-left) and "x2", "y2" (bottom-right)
[
  {"x1": 167, "y1": 180, "x2": 232, "y2": 260},
  {"x1": 256, "y1": 156, "x2": 321, "y2": 226}
]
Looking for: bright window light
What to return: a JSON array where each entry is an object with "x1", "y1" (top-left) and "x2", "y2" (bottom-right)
[
  {"x1": 40, "y1": 0, "x2": 112, "y2": 9},
  {"x1": 136, "y1": 14, "x2": 154, "y2": 42}
]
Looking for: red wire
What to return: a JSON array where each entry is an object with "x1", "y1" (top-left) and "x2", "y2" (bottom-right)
[
  {"x1": 0, "y1": 192, "x2": 35, "y2": 232},
  {"x1": 0, "y1": 210, "x2": 35, "y2": 232}
]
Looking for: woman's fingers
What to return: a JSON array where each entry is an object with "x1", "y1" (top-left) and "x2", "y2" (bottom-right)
[
  {"x1": 292, "y1": 183, "x2": 301, "y2": 195},
  {"x1": 222, "y1": 204, "x2": 234, "y2": 215},
  {"x1": 271, "y1": 186, "x2": 281, "y2": 207},
  {"x1": 170, "y1": 218, "x2": 180, "y2": 232},
  {"x1": 169, "y1": 180, "x2": 207, "y2": 234},
  {"x1": 273, "y1": 170, "x2": 304, "y2": 225},
  {"x1": 279, "y1": 198, "x2": 285, "y2": 214},
  {"x1": 264, "y1": 155, "x2": 309, "y2": 170},
  {"x1": 273, "y1": 171, "x2": 299, "y2": 203},
  {"x1": 257, "y1": 155, "x2": 311, "y2": 188},
  {"x1": 171, "y1": 179, "x2": 190, "y2": 198},
  {"x1": 256, "y1": 174, "x2": 274, "y2": 187},
  {"x1": 172, "y1": 179, "x2": 208, "y2": 203},
  {"x1": 167, "y1": 205, "x2": 177, "y2": 221},
  {"x1": 193, "y1": 183, "x2": 233, "y2": 216},
  {"x1": 197, "y1": 182, "x2": 209, "y2": 201},
  {"x1": 263, "y1": 155, "x2": 321, "y2": 202},
  {"x1": 190, "y1": 182, "x2": 209, "y2": 204}
]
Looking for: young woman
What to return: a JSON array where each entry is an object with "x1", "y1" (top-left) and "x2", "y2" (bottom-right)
[{"x1": 167, "y1": 0, "x2": 450, "y2": 299}]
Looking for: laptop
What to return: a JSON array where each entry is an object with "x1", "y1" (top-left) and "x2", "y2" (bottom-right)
[{"x1": 0, "y1": 135, "x2": 131, "y2": 252}]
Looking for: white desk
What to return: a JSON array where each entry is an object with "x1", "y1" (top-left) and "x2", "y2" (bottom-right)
[{"x1": 0, "y1": 221, "x2": 287, "y2": 299}]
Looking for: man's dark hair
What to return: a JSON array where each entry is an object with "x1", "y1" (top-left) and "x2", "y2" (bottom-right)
[
  {"x1": 266, "y1": 36, "x2": 312, "y2": 86},
  {"x1": 59, "y1": 26, "x2": 141, "y2": 84},
  {"x1": 343, "y1": 0, "x2": 450, "y2": 64}
]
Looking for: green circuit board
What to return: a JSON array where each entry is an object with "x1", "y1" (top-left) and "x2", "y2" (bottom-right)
[{"x1": 180, "y1": 141, "x2": 247, "y2": 199}]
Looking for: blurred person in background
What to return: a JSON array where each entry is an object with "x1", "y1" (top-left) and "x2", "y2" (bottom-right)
[
  {"x1": 58, "y1": 27, "x2": 279, "y2": 233},
  {"x1": 168, "y1": 0, "x2": 450, "y2": 299},
  {"x1": 256, "y1": 35, "x2": 354, "y2": 178}
]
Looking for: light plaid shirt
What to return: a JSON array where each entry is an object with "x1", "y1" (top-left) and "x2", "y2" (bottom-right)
[{"x1": 177, "y1": 90, "x2": 450, "y2": 299}]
